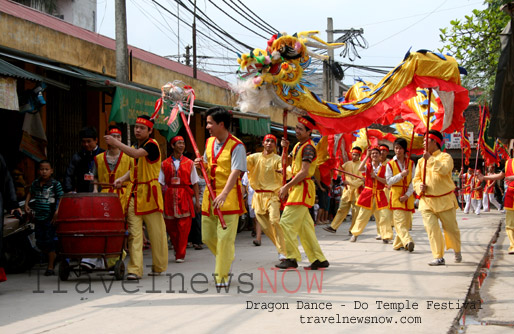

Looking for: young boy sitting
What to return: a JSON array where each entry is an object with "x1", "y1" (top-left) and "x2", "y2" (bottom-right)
[{"x1": 25, "y1": 160, "x2": 63, "y2": 276}]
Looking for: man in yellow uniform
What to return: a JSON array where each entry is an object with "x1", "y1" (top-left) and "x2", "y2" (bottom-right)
[
  {"x1": 80, "y1": 125, "x2": 131, "y2": 272},
  {"x1": 195, "y1": 107, "x2": 246, "y2": 287},
  {"x1": 350, "y1": 146, "x2": 392, "y2": 242},
  {"x1": 323, "y1": 146, "x2": 364, "y2": 234},
  {"x1": 385, "y1": 138, "x2": 415, "y2": 252},
  {"x1": 246, "y1": 134, "x2": 286, "y2": 261},
  {"x1": 107, "y1": 115, "x2": 168, "y2": 280},
  {"x1": 413, "y1": 130, "x2": 461, "y2": 266},
  {"x1": 276, "y1": 116, "x2": 329, "y2": 270},
  {"x1": 479, "y1": 160, "x2": 514, "y2": 254}
]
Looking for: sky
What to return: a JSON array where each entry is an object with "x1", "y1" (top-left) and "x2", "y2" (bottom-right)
[{"x1": 96, "y1": 0, "x2": 487, "y2": 87}]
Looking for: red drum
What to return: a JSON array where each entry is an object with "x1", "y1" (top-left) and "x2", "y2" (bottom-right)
[{"x1": 56, "y1": 193, "x2": 125, "y2": 258}]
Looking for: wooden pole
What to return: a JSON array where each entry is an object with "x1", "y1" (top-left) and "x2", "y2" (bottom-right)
[
  {"x1": 179, "y1": 111, "x2": 226, "y2": 229},
  {"x1": 421, "y1": 88, "x2": 433, "y2": 196},
  {"x1": 282, "y1": 109, "x2": 289, "y2": 186}
]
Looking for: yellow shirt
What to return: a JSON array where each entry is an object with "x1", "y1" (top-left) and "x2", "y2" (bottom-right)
[
  {"x1": 413, "y1": 150, "x2": 458, "y2": 213},
  {"x1": 246, "y1": 152, "x2": 282, "y2": 191},
  {"x1": 341, "y1": 160, "x2": 364, "y2": 202}
]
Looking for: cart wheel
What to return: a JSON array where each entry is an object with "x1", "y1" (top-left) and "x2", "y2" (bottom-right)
[
  {"x1": 114, "y1": 260, "x2": 125, "y2": 280},
  {"x1": 59, "y1": 259, "x2": 70, "y2": 281}
]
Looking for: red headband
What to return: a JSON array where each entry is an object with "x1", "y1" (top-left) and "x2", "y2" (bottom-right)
[
  {"x1": 171, "y1": 136, "x2": 184, "y2": 145},
  {"x1": 263, "y1": 134, "x2": 277, "y2": 143},
  {"x1": 379, "y1": 145, "x2": 389, "y2": 152},
  {"x1": 352, "y1": 149, "x2": 362, "y2": 154},
  {"x1": 369, "y1": 145, "x2": 380, "y2": 152},
  {"x1": 136, "y1": 117, "x2": 154, "y2": 129},
  {"x1": 109, "y1": 128, "x2": 122, "y2": 135},
  {"x1": 428, "y1": 133, "x2": 442, "y2": 146},
  {"x1": 298, "y1": 117, "x2": 316, "y2": 130}
]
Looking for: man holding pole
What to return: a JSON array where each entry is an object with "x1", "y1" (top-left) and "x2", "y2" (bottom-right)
[
  {"x1": 195, "y1": 107, "x2": 246, "y2": 287},
  {"x1": 323, "y1": 146, "x2": 364, "y2": 235},
  {"x1": 276, "y1": 116, "x2": 329, "y2": 270},
  {"x1": 107, "y1": 115, "x2": 168, "y2": 280},
  {"x1": 413, "y1": 130, "x2": 462, "y2": 266},
  {"x1": 385, "y1": 138, "x2": 415, "y2": 252}
]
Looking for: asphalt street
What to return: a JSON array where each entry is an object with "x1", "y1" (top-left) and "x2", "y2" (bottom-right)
[{"x1": 0, "y1": 210, "x2": 512, "y2": 334}]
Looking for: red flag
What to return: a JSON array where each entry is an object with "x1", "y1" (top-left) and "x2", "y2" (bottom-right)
[
  {"x1": 461, "y1": 128, "x2": 471, "y2": 166},
  {"x1": 478, "y1": 105, "x2": 497, "y2": 166}
]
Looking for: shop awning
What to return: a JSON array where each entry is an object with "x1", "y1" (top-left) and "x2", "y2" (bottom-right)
[{"x1": 0, "y1": 58, "x2": 44, "y2": 82}]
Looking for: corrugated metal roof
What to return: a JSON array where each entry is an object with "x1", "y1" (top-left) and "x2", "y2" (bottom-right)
[{"x1": 0, "y1": 57, "x2": 42, "y2": 81}]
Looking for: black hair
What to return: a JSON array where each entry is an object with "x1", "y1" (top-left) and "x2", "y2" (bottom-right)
[
  {"x1": 352, "y1": 146, "x2": 362, "y2": 153},
  {"x1": 429, "y1": 130, "x2": 443, "y2": 149},
  {"x1": 79, "y1": 126, "x2": 98, "y2": 140},
  {"x1": 108, "y1": 124, "x2": 122, "y2": 132},
  {"x1": 38, "y1": 159, "x2": 52, "y2": 168},
  {"x1": 393, "y1": 138, "x2": 408, "y2": 152},
  {"x1": 206, "y1": 107, "x2": 231, "y2": 129}
]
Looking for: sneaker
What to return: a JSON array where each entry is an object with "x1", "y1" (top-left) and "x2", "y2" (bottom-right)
[
  {"x1": 253, "y1": 240, "x2": 261, "y2": 246},
  {"x1": 455, "y1": 252, "x2": 462, "y2": 263},
  {"x1": 394, "y1": 247, "x2": 405, "y2": 251},
  {"x1": 406, "y1": 242, "x2": 415, "y2": 252},
  {"x1": 350, "y1": 235, "x2": 358, "y2": 242},
  {"x1": 305, "y1": 260, "x2": 330, "y2": 270},
  {"x1": 278, "y1": 253, "x2": 287, "y2": 261},
  {"x1": 428, "y1": 258, "x2": 445, "y2": 266},
  {"x1": 375, "y1": 235, "x2": 382, "y2": 240},
  {"x1": 275, "y1": 259, "x2": 298, "y2": 269},
  {"x1": 148, "y1": 271, "x2": 163, "y2": 276},
  {"x1": 215, "y1": 282, "x2": 229, "y2": 288},
  {"x1": 382, "y1": 239, "x2": 390, "y2": 244},
  {"x1": 175, "y1": 259, "x2": 185, "y2": 263},
  {"x1": 323, "y1": 226, "x2": 337, "y2": 233},
  {"x1": 348, "y1": 231, "x2": 353, "y2": 236}
]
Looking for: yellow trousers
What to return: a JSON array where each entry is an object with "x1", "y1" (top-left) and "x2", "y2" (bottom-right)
[
  {"x1": 391, "y1": 210, "x2": 414, "y2": 249},
  {"x1": 126, "y1": 198, "x2": 168, "y2": 277},
  {"x1": 331, "y1": 199, "x2": 360, "y2": 232},
  {"x1": 505, "y1": 210, "x2": 514, "y2": 253},
  {"x1": 420, "y1": 207, "x2": 461, "y2": 259},
  {"x1": 254, "y1": 196, "x2": 286, "y2": 256},
  {"x1": 280, "y1": 205, "x2": 327, "y2": 263},
  {"x1": 352, "y1": 203, "x2": 393, "y2": 239},
  {"x1": 202, "y1": 212, "x2": 239, "y2": 284}
]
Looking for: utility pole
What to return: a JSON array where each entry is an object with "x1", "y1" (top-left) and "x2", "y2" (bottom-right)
[
  {"x1": 192, "y1": 0, "x2": 197, "y2": 79},
  {"x1": 323, "y1": 18, "x2": 334, "y2": 102},
  {"x1": 115, "y1": 0, "x2": 130, "y2": 145},
  {"x1": 184, "y1": 45, "x2": 192, "y2": 67}
]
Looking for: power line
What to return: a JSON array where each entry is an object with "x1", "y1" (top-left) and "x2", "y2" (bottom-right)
[
  {"x1": 151, "y1": 0, "x2": 243, "y2": 54},
  {"x1": 224, "y1": 0, "x2": 275, "y2": 37},
  {"x1": 236, "y1": 0, "x2": 278, "y2": 34},
  {"x1": 170, "y1": 0, "x2": 254, "y2": 51}
]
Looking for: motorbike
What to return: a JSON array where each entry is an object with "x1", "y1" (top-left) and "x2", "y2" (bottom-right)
[{"x1": 2, "y1": 201, "x2": 39, "y2": 273}]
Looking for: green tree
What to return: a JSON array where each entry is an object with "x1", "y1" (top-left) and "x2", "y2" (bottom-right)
[{"x1": 439, "y1": 0, "x2": 510, "y2": 102}]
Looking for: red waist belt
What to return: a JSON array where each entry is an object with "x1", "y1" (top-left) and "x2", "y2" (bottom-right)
[{"x1": 424, "y1": 190, "x2": 454, "y2": 198}]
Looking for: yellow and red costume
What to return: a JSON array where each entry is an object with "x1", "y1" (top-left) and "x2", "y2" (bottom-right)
[
  {"x1": 387, "y1": 158, "x2": 415, "y2": 250},
  {"x1": 413, "y1": 149, "x2": 461, "y2": 260},
  {"x1": 94, "y1": 151, "x2": 132, "y2": 212},
  {"x1": 202, "y1": 134, "x2": 246, "y2": 284},
  {"x1": 280, "y1": 139, "x2": 327, "y2": 263},
  {"x1": 247, "y1": 151, "x2": 286, "y2": 257},
  {"x1": 161, "y1": 154, "x2": 195, "y2": 261},
  {"x1": 502, "y1": 159, "x2": 514, "y2": 253},
  {"x1": 126, "y1": 138, "x2": 168, "y2": 277},
  {"x1": 352, "y1": 161, "x2": 392, "y2": 239},
  {"x1": 330, "y1": 159, "x2": 363, "y2": 232}
]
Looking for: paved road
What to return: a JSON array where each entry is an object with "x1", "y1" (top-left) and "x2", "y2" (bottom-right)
[{"x1": 0, "y1": 210, "x2": 511, "y2": 334}]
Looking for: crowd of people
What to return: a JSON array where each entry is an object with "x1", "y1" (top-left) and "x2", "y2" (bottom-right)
[{"x1": 2, "y1": 106, "x2": 514, "y2": 285}]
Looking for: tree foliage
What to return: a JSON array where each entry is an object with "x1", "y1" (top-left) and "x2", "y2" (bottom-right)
[{"x1": 439, "y1": 0, "x2": 510, "y2": 102}]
